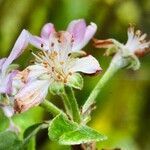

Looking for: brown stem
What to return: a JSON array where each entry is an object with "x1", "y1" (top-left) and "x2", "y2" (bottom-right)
[{"x1": 71, "y1": 142, "x2": 96, "y2": 150}]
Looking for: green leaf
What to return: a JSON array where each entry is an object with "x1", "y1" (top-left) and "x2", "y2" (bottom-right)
[
  {"x1": 48, "y1": 114, "x2": 107, "y2": 145},
  {"x1": 0, "y1": 131, "x2": 22, "y2": 150},
  {"x1": 23, "y1": 123, "x2": 48, "y2": 145},
  {"x1": 23, "y1": 123, "x2": 42, "y2": 139},
  {"x1": 59, "y1": 125, "x2": 107, "y2": 145},
  {"x1": 48, "y1": 114, "x2": 78, "y2": 141},
  {"x1": 67, "y1": 73, "x2": 83, "y2": 90},
  {"x1": 49, "y1": 82, "x2": 64, "y2": 95}
]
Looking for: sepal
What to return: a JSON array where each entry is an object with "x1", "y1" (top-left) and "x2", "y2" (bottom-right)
[
  {"x1": 49, "y1": 82, "x2": 64, "y2": 95},
  {"x1": 67, "y1": 73, "x2": 83, "y2": 90}
]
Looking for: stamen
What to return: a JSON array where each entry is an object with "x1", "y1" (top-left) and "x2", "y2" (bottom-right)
[{"x1": 31, "y1": 52, "x2": 43, "y2": 62}]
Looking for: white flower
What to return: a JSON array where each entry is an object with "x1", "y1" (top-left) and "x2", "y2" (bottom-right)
[
  {"x1": 93, "y1": 26, "x2": 150, "y2": 70},
  {"x1": 125, "y1": 26, "x2": 150, "y2": 56},
  {"x1": 14, "y1": 19, "x2": 102, "y2": 113}
]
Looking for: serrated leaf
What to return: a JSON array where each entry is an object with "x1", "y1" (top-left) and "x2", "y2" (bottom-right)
[
  {"x1": 59, "y1": 125, "x2": 107, "y2": 145},
  {"x1": 48, "y1": 114, "x2": 107, "y2": 145},
  {"x1": 0, "y1": 131, "x2": 22, "y2": 150},
  {"x1": 67, "y1": 73, "x2": 83, "y2": 90},
  {"x1": 48, "y1": 114, "x2": 78, "y2": 141}
]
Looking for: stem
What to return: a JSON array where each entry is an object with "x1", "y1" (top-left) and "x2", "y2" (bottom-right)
[
  {"x1": 65, "y1": 86, "x2": 81, "y2": 123},
  {"x1": 40, "y1": 99, "x2": 64, "y2": 116},
  {"x1": 82, "y1": 54, "x2": 126, "y2": 114},
  {"x1": 60, "y1": 93, "x2": 73, "y2": 118}
]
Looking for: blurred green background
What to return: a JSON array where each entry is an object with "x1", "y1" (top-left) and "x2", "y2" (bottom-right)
[{"x1": 0, "y1": 0, "x2": 150, "y2": 150}]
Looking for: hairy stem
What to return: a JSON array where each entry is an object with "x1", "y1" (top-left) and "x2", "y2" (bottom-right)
[
  {"x1": 60, "y1": 93, "x2": 73, "y2": 118},
  {"x1": 65, "y1": 86, "x2": 81, "y2": 123},
  {"x1": 82, "y1": 54, "x2": 128, "y2": 114},
  {"x1": 40, "y1": 99, "x2": 64, "y2": 116}
]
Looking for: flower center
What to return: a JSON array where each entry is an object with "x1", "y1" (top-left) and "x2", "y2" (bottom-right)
[{"x1": 32, "y1": 50, "x2": 73, "y2": 83}]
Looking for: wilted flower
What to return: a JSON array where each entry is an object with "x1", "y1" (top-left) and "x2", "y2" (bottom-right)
[
  {"x1": 14, "y1": 19, "x2": 101, "y2": 113},
  {"x1": 0, "y1": 30, "x2": 29, "y2": 117},
  {"x1": 94, "y1": 26, "x2": 150, "y2": 70}
]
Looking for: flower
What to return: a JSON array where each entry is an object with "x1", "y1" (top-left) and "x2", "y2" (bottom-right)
[
  {"x1": 14, "y1": 19, "x2": 101, "y2": 113},
  {"x1": 93, "y1": 26, "x2": 150, "y2": 70},
  {"x1": 0, "y1": 30, "x2": 29, "y2": 95},
  {"x1": 125, "y1": 26, "x2": 150, "y2": 56},
  {"x1": 0, "y1": 30, "x2": 29, "y2": 117}
]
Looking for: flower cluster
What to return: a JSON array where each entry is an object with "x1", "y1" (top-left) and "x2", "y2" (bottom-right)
[
  {"x1": 0, "y1": 19, "x2": 101, "y2": 115},
  {"x1": 0, "y1": 20, "x2": 149, "y2": 119},
  {"x1": 0, "y1": 19, "x2": 149, "y2": 149}
]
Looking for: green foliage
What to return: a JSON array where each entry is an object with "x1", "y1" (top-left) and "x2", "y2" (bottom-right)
[
  {"x1": 0, "y1": 131, "x2": 22, "y2": 150},
  {"x1": 23, "y1": 123, "x2": 42, "y2": 139},
  {"x1": 59, "y1": 125, "x2": 107, "y2": 145},
  {"x1": 48, "y1": 114, "x2": 106, "y2": 145}
]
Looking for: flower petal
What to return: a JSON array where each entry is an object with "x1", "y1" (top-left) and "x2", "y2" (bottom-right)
[
  {"x1": 70, "y1": 55, "x2": 102, "y2": 74},
  {"x1": 28, "y1": 33, "x2": 48, "y2": 50},
  {"x1": 41, "y1": 23, "x2": 55, "y2": 39},
  {"x1": 14, "y1": 80, "x2": 49, "y2": 113},
  {"x1": 82, "y1": 22, "x2": 97, "y2": 47},
  {"x1": 0, "y1": 70, "x2": 18, "y2": 95},
  {"x1": 27, "y1": 65, "x2": 48, "y2": 81},
  {"x1": 2, "y1": 30, "x2": 29, "y2": 72},
  {"x1": 0, "y1": 58, "x2": 6, "y2": 69},
  {"x1": 67, "y1": 19, "x2": 86, "y2": 51},
  {"x1": 2, "y1": 106, "x2": 14, "y2": 117}
]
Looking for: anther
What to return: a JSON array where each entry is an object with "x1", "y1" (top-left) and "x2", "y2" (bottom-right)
[
  {"x1": 57, "y1": 75, "x2": 61, "y2": 79},
  {"x1": 68, "y1": 72, "x2": 72, "y2": 75},
  {"x1": 41, "y1": 43, "x2": 44, "y2": 47},
  {"x1": 64, "y1": 78, "x2": 67, "y2": 83},
  {"x1": 51, "y1": 42, "x2": 54, "y2": 47},
  {"x1": 60, "y1": 61, "x2": 64, "y2": 65},
  {"x1": 52, "y1": 67, "x2": 54, "y2": 72}
]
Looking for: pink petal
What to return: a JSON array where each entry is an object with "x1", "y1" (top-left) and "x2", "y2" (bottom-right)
[
  {"x1": 2, "y1": 30, "x2": 29, "y2": 72},
  {"x1": 14, "y1": 80, "x2": 49, "y2": 113},
  {"x1": 0, "y1": 58, "x2": 6, "y2": 69},
  {"x1": 28, "y1": 34, "x2": 47, "y2": 50},
  {"x1": 0, "y1": 70, "x2": 18, "y2": 95},
  {"x1": 82, "y1": 22, "x2": 97, "y2": 47},
  {"x1": 70, "y1": 55, "x2": 102, "y2": 74},
  {"x1": 2, "y1": 106, "x2": 14, "y2": 117},
  {"x1": 41, "y1": 23, "x2": 55, "y2": 39},
  {"x1": 67, "y1": 19, "x2": 86, "y2": 50}
]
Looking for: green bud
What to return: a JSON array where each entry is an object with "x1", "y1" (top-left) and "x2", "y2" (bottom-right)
[
  {"x1": 67, "y1": 73, "x2": 83, "y2": 90},
  {"x1": 49, "y1": 82, "x2": 64, "y2": 95}
]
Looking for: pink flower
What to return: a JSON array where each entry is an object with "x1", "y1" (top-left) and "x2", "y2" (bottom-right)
[
  {"x1": 93, "y1": 26, "x2": 150, "y2": 70},
  {"x1": 94, "y1": 26, "x2": 150, "y2": 57},
  {"x1": 0, "y1": 30, "x2": 29, "y2": 117},
  {"x1": 0, "y1": 30, "x2": 29, "y2": 95},
  {"x1": 14, "y1": 19, "x2": 101, "y2": 113}
]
